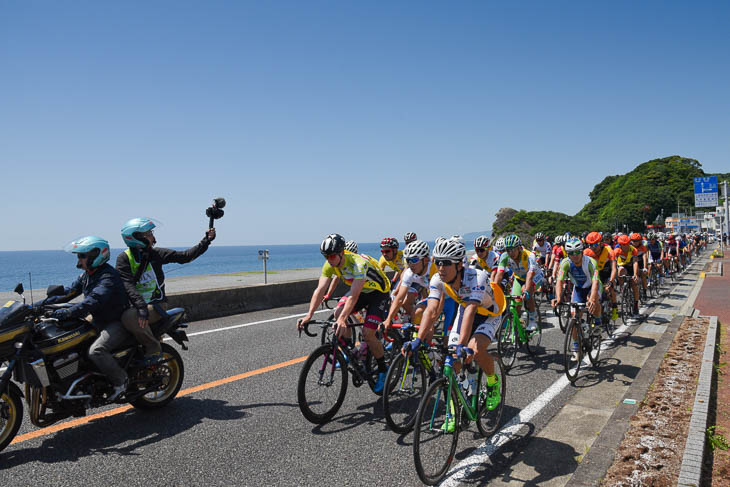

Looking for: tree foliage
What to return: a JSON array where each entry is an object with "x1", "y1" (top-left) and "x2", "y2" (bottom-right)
[{"x1": 492, "y1": 155, "x2": 724, "y2": 241}]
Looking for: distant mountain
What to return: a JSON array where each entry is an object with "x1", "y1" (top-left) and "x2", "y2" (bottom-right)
[
  {"x1": 463, "y1": 230, "x2": 491, "y2": 242},
  {"x1": 492, "y1": 155, "x2": 728, "y2": 241}
]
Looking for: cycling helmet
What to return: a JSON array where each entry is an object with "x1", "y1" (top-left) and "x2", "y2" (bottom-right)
[
  {"x1": 630, "y1": 232, "x2": 642, "y2": 241},
  {"x1": 617, "y1": 235, "x2": 631, "y2": 245},
  {"x1": 344, "y1": 240, "x2": 358, "y2": 253},
  {"x1": 404, "y1": 240, "x2": 430, "y2": 260},
  {"x1": 380, "y1": 237, "x2": 399, "y2": 250},
  {"x1": 121, "y1": 217, "x2": 157, "y2": 249},
  {"x1": 647, "y1": 232, "x2": 656, "y2": 240},
  {"x1": 585, "y1": 232, "x2": 602, "y2": 244},
  {"x1": 555, "y1": 235, "x2": 565, "y2": 245},
  {"x1": 449, "y1": 235, "x2": 465, "y2": 245},
  {"x1": 474, "y1": 235, "x2": 490, "y2": 249},
  {"x1": 563, "y1": 232, "x2": 571, "y2": 242},
  {"x1": 432, "y1": 238, "x2": 466, "y2": 262},
  {"x1": 565, "y1": 237, "x2": 584, "y2": 253},
  {"x1": 534, "y1": 232, "x2": 545, "y2": 240},
  {"x1": 503, "y1": 234, "x2": 521, "y2": 249},
  {"x1": 403, "y1": 232, "x2": 417, "y2": 244},
  {"x1": 435, "y1": 236, "x2": 446, "y2": 246},
  {"x1": 64, "y1": 236, "x2": 111, "y2": 269},
  {"x1": 320, "y1": 233, "x2": 346, "y2": 256},
  {"x1": 493, "y1": 237, "x2": 506, "y2": 253}
]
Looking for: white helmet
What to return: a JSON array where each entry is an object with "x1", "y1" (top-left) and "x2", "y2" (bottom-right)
[
  {"x1": 555, "y1": 235, "x2": 565, "y2": 245},
  {"x1": 449, "y1": 235, "x2": 465, "y2": 245},
  {"x1": 565, "y1": 237, "x2": 584, "y2": 253},
  {"x1": 493, "y1": 237, "x2": 506, "y2": 252},
  {"x1": 474, "y1": 235, "x2": 490, "y2": 249},
  {"x1": 432, "y1": 238, "x2": 466, "y2": 262},
  {"x1": 404, "y1": 240, "x2": 430, "y2": 260},
  {"x1": 344, "y1": 240, "x2": 358, "y2": 253}
]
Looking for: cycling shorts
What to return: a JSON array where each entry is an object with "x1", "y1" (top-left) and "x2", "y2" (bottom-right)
[
  {"x1": 572, "y1": 285, "x2": 592, "y2": 304},
  {"x1": 447, "y1": 311, "x2": 500, "y2": 346},
  {"x1": 599, "y1": 268, "x2": 612, "y2": 284},
  {"x1": 337, "y1": 290, "x2": 391, "y2": 330},
  {"x1": 621, "y1": 263, "x2": 635, "y2": 278}
]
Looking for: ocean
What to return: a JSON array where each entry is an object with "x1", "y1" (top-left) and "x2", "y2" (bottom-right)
[{"x1": 0, "y1": 242, "x2": 445, "y2": 291}]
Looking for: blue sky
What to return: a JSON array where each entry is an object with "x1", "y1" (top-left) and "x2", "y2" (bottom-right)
[{"x1": 1, "y1": 1, "x2": 728, "y2": 251}]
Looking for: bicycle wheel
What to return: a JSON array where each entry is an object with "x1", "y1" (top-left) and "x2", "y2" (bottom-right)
[
  {"x1": 476, "y1": 357, "x2": 506, "y2": 437},
  {"x1": 563, "y1": 319, "x2": 583, "y2": 383},
  {"x1": 619, "y1": 286, "x2": 633, "y2": 324},
  {"x1": 383, "y1": 353, "x2": 427, "y2": 433},
  {"x1": 496, "y1": 314, "x2": 518, "y2": 371},
  {"x1": 525, "y1": 315, "x2": 542, "y2": 356},
  {"x1": 297, "y1": 344, "x2": 348, "y2": 424},
  {"x1": 557, "y1": 303, "x2": 570, "y2": 333},
  {"x1": 601, "y1": 300, "x2": 616, "y2": 337},
  {"x1": 413, "y1": 377, "x2": 460, "y2": 486},
  {"x1": 587, "y1": 326, "x2": 602, "y2": 367}
]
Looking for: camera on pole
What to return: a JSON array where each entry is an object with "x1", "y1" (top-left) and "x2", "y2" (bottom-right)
[{"x1": 206, "y1": 197, "x2": 226, "y2": 229}]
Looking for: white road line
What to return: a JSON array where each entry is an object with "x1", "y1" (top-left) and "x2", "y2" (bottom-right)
[{"x1": 164, "y1": 308, "x2": 331, "y2": 339}]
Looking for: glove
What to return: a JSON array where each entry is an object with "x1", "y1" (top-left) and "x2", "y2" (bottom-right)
[
  {"x1": 523, "y1": 291, "x2": 531, "y2": 301},
  {"x1": 51, "y1": 309, "x2": 70, "y2": 321},
  {"x1": 403, "y1": 338, "x2": 422, "y2": 354},
  {"x1": 455, "y1": 345, "x2": 474, "y2": 359}
]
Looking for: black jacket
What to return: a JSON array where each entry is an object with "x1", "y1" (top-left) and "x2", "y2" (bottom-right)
[
  {"x1": 47, "y1": 263, "x2": 129, "y2": 326},
  {"x1": 116, "y1": 236, "x2": 211, "y2": 317}
]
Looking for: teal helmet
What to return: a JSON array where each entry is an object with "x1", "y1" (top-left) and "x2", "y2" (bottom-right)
[
  {"x1": 63, "y1": 236, "x2": 111, "y2": 269},
  {"x1": 503, "y1": 234, "x2": 522, "y2": 249},
  {"x1": 121, "y1": 217, "x2": 156, "y2": 248}
]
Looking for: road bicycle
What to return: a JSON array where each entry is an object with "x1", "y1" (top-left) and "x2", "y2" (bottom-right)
[
  {"x1": 563, "y1": 302, "x2": 602, "y2": 383},
  {"x1": 617, "y1": 275, "x2": 637, "y2": 324},
  {"x1": 412, "y1": 346, "x2": 506, "y2": 485},
  {"x1": 297, "y1": 319, "x2": 399, "y2": 424},
  {"x1": 382, "y1": 323, "x2": 447, "y2": 433},
  {"x1": 496, "y1": 294, "x2": 542, "y2": 371}
]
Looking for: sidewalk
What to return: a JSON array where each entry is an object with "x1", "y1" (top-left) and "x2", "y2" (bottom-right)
[{"x1": 693, "y1": 253, "x2": 729, "y2": 322}]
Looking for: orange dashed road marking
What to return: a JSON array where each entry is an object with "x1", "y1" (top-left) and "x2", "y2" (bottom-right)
[{"x1": 10, "y1": 355, "x2": 308, "y2": 445}]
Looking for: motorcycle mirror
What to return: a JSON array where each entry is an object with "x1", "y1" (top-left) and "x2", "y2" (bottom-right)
[
  {"x1": 46, "y1": 284, "x2": 65, "y2": 297},
  {"x1": 14, "y1": 282, "x2": 24, "y2": 295}
]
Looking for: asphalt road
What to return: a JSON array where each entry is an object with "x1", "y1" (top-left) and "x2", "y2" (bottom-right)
[{"x1": 1, "y1": 266, "x2": 702, "y2": 486}]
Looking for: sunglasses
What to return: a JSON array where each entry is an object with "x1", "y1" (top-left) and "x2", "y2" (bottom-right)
[
  {"x1": 589, "y1": 242, "x2": 601, "y2": 247},
  {"x1": 475, "y1": 248, "x2": 487, "y2": 253},
  {"x1": 324, "y1": 253, "x2": 340, "y2": 261},
  {"x1": 568, "y1": 250, "x2": 583, "y2": 256},
  {"x1": 381, "y1": 249, "x2": 393, "y2": 254},
  {"x1": 434, "y1": 259, "x2": 455, "y2": 267},
  {"x1": 405, "y1": 257, "x2": 421, "y2": 264}
]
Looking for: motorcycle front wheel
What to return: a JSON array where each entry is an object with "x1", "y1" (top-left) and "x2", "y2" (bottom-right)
[
  {"x1": 0, "y1": 386, "x2": 23, "y2": 453},
  {"x1": 130, "y1": 343, "x2": 185, "y2": 409}
]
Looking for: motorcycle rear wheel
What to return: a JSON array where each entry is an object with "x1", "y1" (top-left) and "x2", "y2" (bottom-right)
[
  {"x1": 0, "y1": 387, "x2": 23, "y2": 453},
  {"x1": 130, "y1": 343, "x2": 185, "y2": 409}
]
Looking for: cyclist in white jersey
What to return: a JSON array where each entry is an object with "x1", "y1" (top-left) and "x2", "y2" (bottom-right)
[{"x1": 383, "y1": 240, "x2": 434, "y2": 330}]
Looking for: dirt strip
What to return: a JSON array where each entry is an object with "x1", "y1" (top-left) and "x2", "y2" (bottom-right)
[{"x1": 601, "y1": 317, "x2": 708, "y2": 486}]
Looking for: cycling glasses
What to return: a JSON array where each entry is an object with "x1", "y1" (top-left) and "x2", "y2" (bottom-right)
[
  {"x1": 405, "y1": 256, "x2": 421, "y2": 264},
  {"x1": 475, "y1": 247, "x2": 487, "y2": 253},
  {"x1": 380, "y1": 249, "x2": 393, "y2": 254},
  {"x1": 434, "y1": 259, "x2": 456, "y2": 267},
  {"x1": 589, "y1": 242, "x2": 601, "y2": 247},
  {"x1": 567, "y1": 250, "x2": 583, "y2": 256}
]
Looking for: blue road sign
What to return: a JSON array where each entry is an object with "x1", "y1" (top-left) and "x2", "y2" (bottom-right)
[{"x1": 695, "y1": 176, "x2": 718, "y2": 207}]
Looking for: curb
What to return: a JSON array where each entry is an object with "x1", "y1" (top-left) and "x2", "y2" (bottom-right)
[{"x1": 677, "y1": 315, "x2": 718, "y2": 487}]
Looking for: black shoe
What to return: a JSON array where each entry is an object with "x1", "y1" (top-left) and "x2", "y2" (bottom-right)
[{"x1": 109, "y1": 379, "x2": 128, "y2": 402}]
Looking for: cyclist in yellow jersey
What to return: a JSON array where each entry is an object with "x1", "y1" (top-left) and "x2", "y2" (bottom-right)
[
  {"x1": 298, "y1": 234, "x2": 391, "y2": 394},
  {"x1": 379, "y1": 237, "x2": 406, "y2": 286},
  {"x1": 614, "y1": 234, "x2": 641, "y2": 321}
]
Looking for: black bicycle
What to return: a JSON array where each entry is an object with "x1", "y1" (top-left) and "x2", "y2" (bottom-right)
[{"x1": 563, "y1": 302, "x2": 602, "y2": 383}]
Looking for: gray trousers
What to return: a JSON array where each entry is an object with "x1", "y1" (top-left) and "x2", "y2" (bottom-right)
[
  {"x1": 88, "y1": 321, "x2": 128, "y2": 387},
  {"x1": 120, "y1": 303, "x2": 167, "y2": 355}
]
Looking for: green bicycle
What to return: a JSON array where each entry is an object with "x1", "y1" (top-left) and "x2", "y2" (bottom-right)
[
  {"x1": 496, "y1": 294, "x2": 542, "y2": 371},
  {"x1": 412, "y1": 346, "x2": 506, "y2": 485}
]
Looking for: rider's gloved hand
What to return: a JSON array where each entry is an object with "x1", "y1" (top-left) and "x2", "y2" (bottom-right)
[
  {"x1": 455, "y1": 345, "x2": 474, "y2": 359},
  {"x1": 50, "y1": 309, "x2": 70, "y2": 321},
  {"x1": 403, "y1": 338, "x2": 422, "y2": 354},
  {"x1": 523, "y1": 291, "x2": 531, "y2": 301}
]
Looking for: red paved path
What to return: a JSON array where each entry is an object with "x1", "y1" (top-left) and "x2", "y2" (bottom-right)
[{"x1": 693, "y1": 254, "x2": 730, "y2": 324}]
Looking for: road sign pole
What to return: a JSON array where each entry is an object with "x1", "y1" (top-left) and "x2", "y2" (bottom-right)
[{"x1": 724, "y1": 181, "x2": 729, "y2": 251}]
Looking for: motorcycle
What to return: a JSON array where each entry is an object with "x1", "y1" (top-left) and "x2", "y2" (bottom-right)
[{"x1": 0, "y1": 282, "x2": 190, "y2": 453}]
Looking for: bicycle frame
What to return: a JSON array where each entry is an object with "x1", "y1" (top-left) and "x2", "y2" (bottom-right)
[{"x1": 435, "y1": 355, "x2": 480, "y2": 424}]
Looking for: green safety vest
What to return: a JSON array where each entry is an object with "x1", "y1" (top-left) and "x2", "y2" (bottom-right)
[{"x1": 125, "y1": 249, "x2": 162, "y2": 303}]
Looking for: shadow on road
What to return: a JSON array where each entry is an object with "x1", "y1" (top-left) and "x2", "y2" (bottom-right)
[{"x1": 0, "y1": 397, "x2": 252, "y2": 467}]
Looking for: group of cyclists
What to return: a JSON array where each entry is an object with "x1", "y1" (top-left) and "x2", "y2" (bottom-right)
[{"x1": 295, "y1": 228, "x2": 707, "y2": 482}]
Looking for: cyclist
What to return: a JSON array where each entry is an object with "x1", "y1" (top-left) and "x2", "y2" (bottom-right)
[
  {"x1": 297, "y1": 234, "x2": 392, "y2": 394},
  {"x1": 646, "y1": 233, "x2": 665, "y2": 284},
  {"x1": 494, "y1": 234, "x2": 542, "y2": 332},
  {"x1": 320, "y1": 240, "x2": 359, "y2": 306},
  {"x1": 614, "y1": 234, "x2": 641, "y2": 322},
  {"x1": 549, "y1": 235, "x2": 567, "y2": 285},
  {"x1": 403, "y1": 238, "x2": 505, "y2": 430},
  {"x1": 584, "y1": 231, "x2": 618, "y2": 321},
  {"x1": 403, "y1": 232, "x2": 418, "y2": 245},
  {"x1": 665, "y1": 234, "x2": 680, "y2": 272},
  {"x1": 379, "y1": 237, "x2": 406, "y2": 286},
  {"x1": 553, "y1": 237, "x2": 602, "y2": 361},
  {"x1": 629, "y1": 233, "x2": 649, "y2": 298},
  {"x1": 470, "y1": 235, "x2": 499, "y2": 276},
  {"x1": 383, "y1": 240, "x2": 435, "y2": 330},
  {"x1": 532, "y1": 232, "x2": 552, "y2": 268}
]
